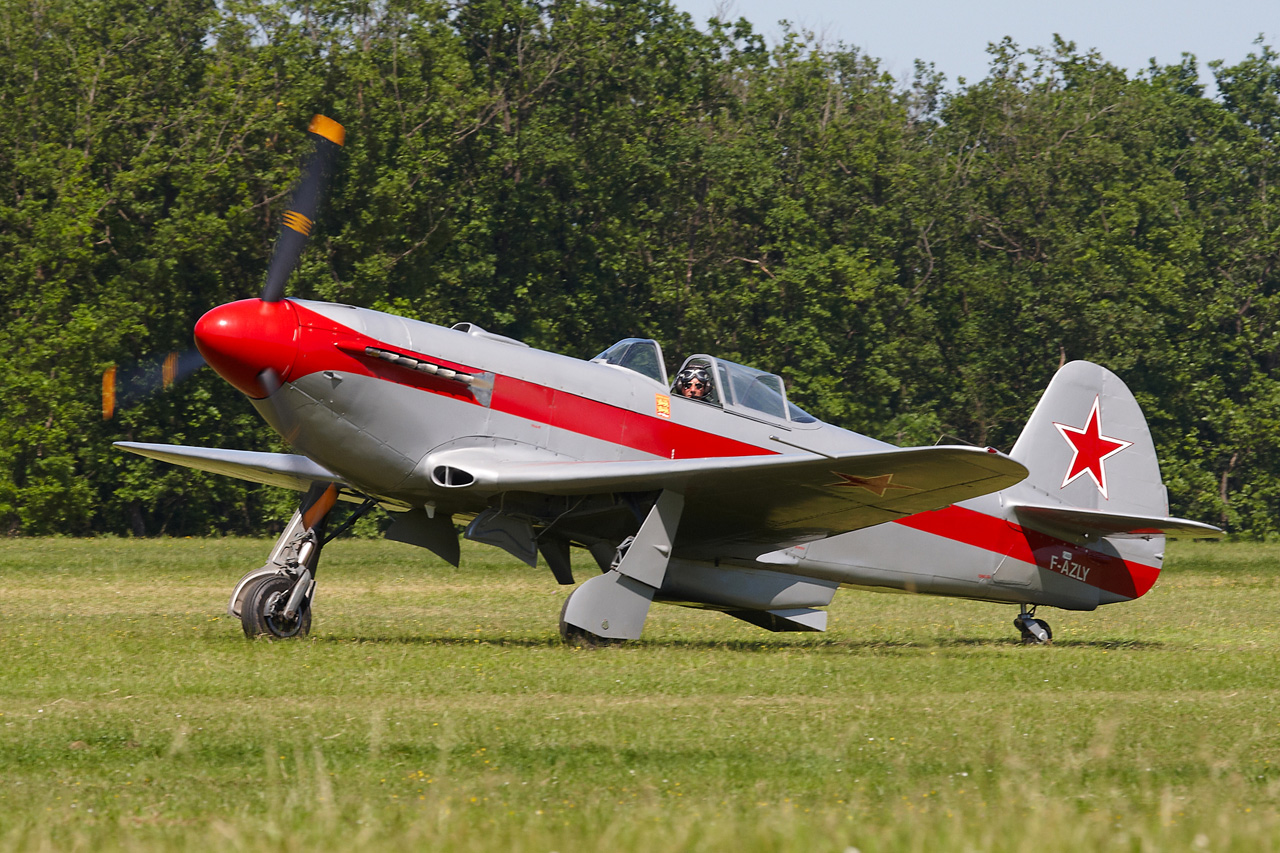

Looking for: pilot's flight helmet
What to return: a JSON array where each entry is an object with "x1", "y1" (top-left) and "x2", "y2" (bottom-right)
[{"x1": 674, "y1": 366, "x2": 712, "y2": 399}]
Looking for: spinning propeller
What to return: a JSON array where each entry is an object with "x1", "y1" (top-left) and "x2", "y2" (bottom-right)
[
  {"x1": 195, "y1": 113, "x2": 345, "y2": 448},
  {"x1": 106, "y1": 115, "x2": 345, "y2": 418},
  {"x1": 101, "y1": 350, "x2": 206, "y2": 419},
  {"x1": 260, "y1": 114, "x2": 346, "y2": 303}
]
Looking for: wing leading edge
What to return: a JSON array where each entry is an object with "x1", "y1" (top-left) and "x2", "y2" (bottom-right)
[{"x1": 115, "y1": 442, "x2": 347, "y2": 494}]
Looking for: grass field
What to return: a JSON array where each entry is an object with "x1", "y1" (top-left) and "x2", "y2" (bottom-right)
[{"x1": 0, "y1": 536, "x2": 1277, "y2": 851}]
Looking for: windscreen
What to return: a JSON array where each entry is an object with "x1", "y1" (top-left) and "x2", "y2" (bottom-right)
[{"x1": 590, "y1": 338, "x2": 667, "y2": 385}]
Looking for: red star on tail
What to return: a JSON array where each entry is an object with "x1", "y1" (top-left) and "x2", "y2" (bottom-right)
[{"x1": 1053, "y1": 396, "x2": 1132, "y2": 499}]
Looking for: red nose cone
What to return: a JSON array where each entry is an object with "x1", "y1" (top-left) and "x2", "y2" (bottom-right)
[{"x1": 195, "y1": 299, "x2": 300, "y2": 398}]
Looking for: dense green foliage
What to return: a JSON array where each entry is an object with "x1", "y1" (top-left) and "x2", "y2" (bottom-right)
[{"x1": 2, "y1": 0, "x2": 1278, "y2": 535}]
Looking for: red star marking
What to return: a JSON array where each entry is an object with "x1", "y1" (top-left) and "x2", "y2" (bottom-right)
[
  {"x1": 827, "y1": 472, "x2": 916, "y2": 497},
  {"x1": 1053, "y1": 396, "x2": 1133, "y2": 499}
]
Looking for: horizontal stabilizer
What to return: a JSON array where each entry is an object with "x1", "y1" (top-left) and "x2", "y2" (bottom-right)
[
  {"x1": 1012, "y1": 503, "x2": 1224, "y2": 540},
  {"x1": 115, "y1": 442, "x2": 347, "y2": 494}
]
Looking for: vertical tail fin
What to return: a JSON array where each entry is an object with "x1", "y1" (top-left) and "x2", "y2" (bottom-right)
[
  {"x1": 1009, "y1": 361, "x2": 1168, "y2": 517},
  {"x1": 1005, "y1": 361, "x2": 1221, "y2": 605}
]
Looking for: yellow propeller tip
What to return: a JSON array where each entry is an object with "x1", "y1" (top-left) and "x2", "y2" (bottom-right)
[
  {"x1": 102, "y1": 365, "x2": 117, "y2": 420},
  {"x1": 309, "y1": 114, "x2": 345, "y2": 146}
]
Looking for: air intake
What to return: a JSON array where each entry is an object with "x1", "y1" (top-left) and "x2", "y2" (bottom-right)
[{"x1": 431, "y1": 466, "x2": 476, "y2": 488}]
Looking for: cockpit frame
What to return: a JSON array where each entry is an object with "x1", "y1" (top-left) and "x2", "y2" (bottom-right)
[
  {"x1": 673, "y1": 354, "x2": 818, "y2": 427},
  {"x1": 589, "y1": 339, "x2": 817, "y2": 427}
]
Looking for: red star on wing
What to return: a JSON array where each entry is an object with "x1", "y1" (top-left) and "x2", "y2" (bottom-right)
[
  {"x1": 1053, "y1": 396, "x2": 1133, "y2": 499},
  {"x1": 826, "y1": 472, "x2": 916, "y2": 497}
]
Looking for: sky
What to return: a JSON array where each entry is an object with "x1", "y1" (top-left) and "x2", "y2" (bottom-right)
[{"x1": 669, "y1": 0, "x2": 1278, "y2": 94}]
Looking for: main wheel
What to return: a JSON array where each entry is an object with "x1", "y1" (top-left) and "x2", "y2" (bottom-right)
[
  {"x1": 240, "y1": 574, "x2": 311, "y2": 639},
  {"x1": 558, "y1": 593, "x2": 616, "y2": 647}
]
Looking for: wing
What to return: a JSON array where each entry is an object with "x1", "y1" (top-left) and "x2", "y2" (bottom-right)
[
  {"x1": 1011, "y1": 503, "x2": 1225, "y2": 539},
  {"x1": 118, "y1": 439, "x2": 1026, "y2": 558},
  {"x1": 115, "y1": 442, "x2": 347, "y2": 494},
  {"x1": 429, "y1": 444, "x2": 1027, "y2": 557}
]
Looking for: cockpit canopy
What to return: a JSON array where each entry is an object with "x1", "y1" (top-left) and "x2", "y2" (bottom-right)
[
  {"x1": 674, "y1": 355, "x2": 817, "y2": 424},
  {"x1": 590, "y1": 339, "x2": 817, "y2": 425}
]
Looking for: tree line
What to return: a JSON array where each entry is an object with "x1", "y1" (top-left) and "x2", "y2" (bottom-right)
[{"x1": 2, "y1": 0, "x2": 1277, "y2": 536}]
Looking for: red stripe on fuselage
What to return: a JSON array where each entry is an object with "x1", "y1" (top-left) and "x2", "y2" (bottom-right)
[
  {"x1": 894, "y1": 505, "x2": 1159, "y2": 599},
  {"x1": 288, "y1": 303, "x2": 775, "y2": 461},
  {"x1": 492, "y1": 375, "x2": 772, "y2": 460}
]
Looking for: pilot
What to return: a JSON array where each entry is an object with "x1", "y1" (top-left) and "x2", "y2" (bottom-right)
[{"x1": 673, "y1": 366, "x2": 713, "y2": 400}]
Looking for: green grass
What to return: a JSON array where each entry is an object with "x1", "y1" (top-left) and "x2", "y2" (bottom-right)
[{"x1": 0, "y1": 537, "x2": 1278, "y2": 851}]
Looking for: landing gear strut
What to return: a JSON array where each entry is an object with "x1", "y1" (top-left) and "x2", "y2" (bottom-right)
[
  {"x1": 1014, "y1": 605, "x2": 1052, "y2": 645},
  {"x1": 559, "y1": 490, "x2": 684, "y2": 645},
  {"x1": 229, "y1": 483, "x2": 377, "y2": 639}
]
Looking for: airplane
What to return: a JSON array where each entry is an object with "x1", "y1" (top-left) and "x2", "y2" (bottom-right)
[{"x1": 116, "y1": 116, "x2": 1223, "y2": 646}]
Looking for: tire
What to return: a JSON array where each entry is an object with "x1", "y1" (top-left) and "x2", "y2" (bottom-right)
[
  {"x1": 1014, "y1": 615, "x2": 1053, "y2": 645},
  {"x1": 558, "y1": 593, "x2": 616, "y2": 647},
  {"x1": 240, "y1": 574, "x2": 311, "y2": 639}
]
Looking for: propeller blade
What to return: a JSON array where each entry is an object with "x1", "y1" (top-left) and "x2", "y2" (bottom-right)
[
  {"x1": 102, "y1": 350, "x2": 207, "y2": 419},
  {"x1": 102, "y1": 365, "x2": 116, "y2": 420},
  {"x1": 302, "y1": 483, "x2": 340, "y2": 532},
  {"x1": 260, "y1": 115, "x2": 346, "y2": 303},
  {"x1": 257, "y1": 367, "x2": 303, "y2": 445}
]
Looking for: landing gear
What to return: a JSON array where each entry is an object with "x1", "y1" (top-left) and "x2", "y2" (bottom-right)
[
  {"x1": 558, "y1": 594, "x2": 615, "y2": 647},
  {"x1": 238, "y1": 521, "x2": 324, "y2": 639},
  {"x1": 228, "y1": 483, "x2": 377, "y2": 639},
  {"x1": 241, "y1": 573, "x2": 312, "y2": 638},
  {"x1": 1014, "y1": 605, "x2": 1052, "y2": 644},
  {"x1": 558, "y1": 490, "x2": 685, "y2": 645}
]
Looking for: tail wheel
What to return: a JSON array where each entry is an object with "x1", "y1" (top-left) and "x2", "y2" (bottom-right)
[
  {"x1": 241, "y1": 574, "x2": 311, "y2": 639},
  {"x1": 1014, "y1": 614, "x2": 1052, "y2": 645}
]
